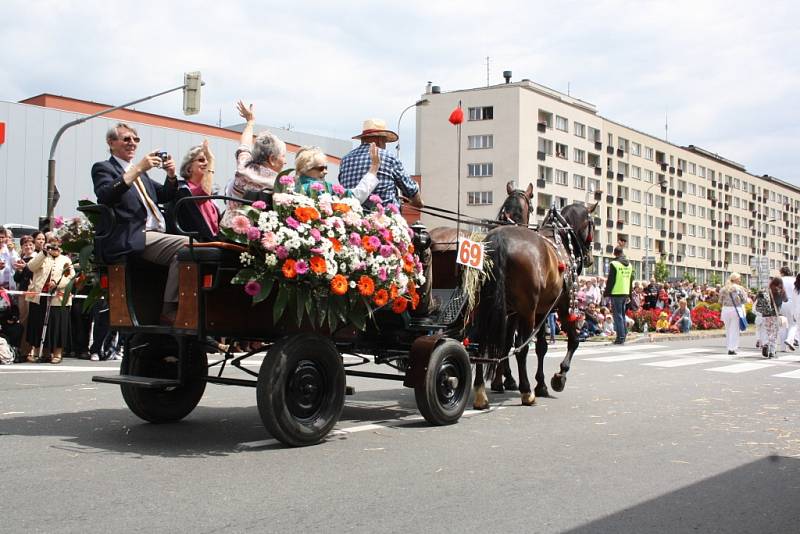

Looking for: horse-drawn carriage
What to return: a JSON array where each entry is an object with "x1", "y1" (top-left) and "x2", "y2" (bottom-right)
[{"x1": 83, "y1": 185, "x2": 596, "y2": 447}]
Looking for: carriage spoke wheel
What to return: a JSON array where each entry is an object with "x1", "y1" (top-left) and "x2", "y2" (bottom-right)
[
  {"x1": 414, "y1": 340, "x2": 472, "y2": 426},
  {"x1": 121, "y1": 333, "x2": 207, "y2": 423},
  {"x1": 257, "y1": 334, "x2": 345, "y2": 447}
]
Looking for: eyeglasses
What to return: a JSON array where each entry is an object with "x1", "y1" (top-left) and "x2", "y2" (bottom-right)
[
  {"x1": 121, "y1": 135, "x2": 141, "y2": 143},
  {"x1": 311, "y1": 165, "x2": 328, "y2": 172}
]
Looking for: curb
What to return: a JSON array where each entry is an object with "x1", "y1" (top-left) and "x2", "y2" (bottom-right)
[{"x1": 555, "y1": 327, "x2": 756, "y2": 346}]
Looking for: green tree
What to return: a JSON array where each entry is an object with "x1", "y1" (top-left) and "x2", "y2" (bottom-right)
[
  {"x1": 708, "y1": 273, "x2": 722, "y2": 286},
  {"x1": 682, "y1": 272, "x2": 696, "y2": 284},
  {"x1": 654, "y1": 258, "x2": 669, "y2": 282}
]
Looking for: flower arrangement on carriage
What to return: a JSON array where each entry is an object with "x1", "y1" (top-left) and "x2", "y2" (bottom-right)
[
  {"x1": 53, "y1": 201, "x2": 105, "y2": 311},
  {"x1": 221, "y1": 175, "x2": 426, "y2": 331}
]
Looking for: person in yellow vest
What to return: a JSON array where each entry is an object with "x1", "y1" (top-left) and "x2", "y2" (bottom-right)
[{"x1": 603, "y1": 246, "x2": 634, "y2": 344}]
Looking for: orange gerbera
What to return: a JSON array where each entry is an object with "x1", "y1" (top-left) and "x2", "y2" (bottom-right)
[
  {"x1": 408, "y1": 243, "x2": 415, "y2": 254},
  {"x1": 361, "y1": 235, "x2": 378, "y2": 253},
  {"x1": 331, "y1": 202, "x2": 350, "y2": 214},
  {"x1": 328, "y1": 237, "x2": 343, "y2": 252},
  {"x1": 389, "y1": 283, "x2": 399, "y2": 300},
  {"x1": 373, "y1": 289, "x2": 389, "y2": 307},
  {"x1": 403, "y1": 257, "x2": 415, "y2": 273},
  {"x1": 281, "y1": 258, "x2": 297, "y2": 279},
  {"x1": 309, "y1": 256, "x2": 327, "y2": 274},
  {"x1": 357, "y1": 275, "x2": 375, "y2": 296},
  {"x1": 330, "y1": 274, "x2": 348, "y2": 295},
  {"x1": 294, "y1": 206, "x2": 320, "y2": 223},
  {"x1": 391, "y1": 297, "x2": 408, "y2": 314},
  {"x1": 407, "y1": 281, "x2": 418, "y2": 296},
  {"x1": 411, "y1": 292, "x2": 420, "y2": 310}
]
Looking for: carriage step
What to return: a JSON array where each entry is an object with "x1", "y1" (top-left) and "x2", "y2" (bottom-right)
[{"x1": 92, "y1": 375, "x2": 181, "y2": 388}]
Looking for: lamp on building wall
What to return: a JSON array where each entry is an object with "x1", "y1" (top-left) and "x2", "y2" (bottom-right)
[
  {"x1": 43, "y1": 73, "x2": 204, "y2": 230},
  {"x1": 395, "y1": 99, "x2": 430, "y2": 159},
  {"x1": 643, "y1": 177, "x2": 668, "y2": 281}
]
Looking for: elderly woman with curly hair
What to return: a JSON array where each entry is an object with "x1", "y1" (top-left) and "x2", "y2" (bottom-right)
[
  {"x1": 292, "y1": 145, "x2": 380, "y2": 201},
  {"x1": 221, "y1": 101, "x2": 287, "y2": 228},
  {"x1": 168, "y1": 140, "x2": 220, "y2": 241}
]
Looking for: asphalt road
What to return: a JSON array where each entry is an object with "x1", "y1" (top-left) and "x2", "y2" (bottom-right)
[{"x1": 2, "y1": 334, "x2": 799, "y2": 533}]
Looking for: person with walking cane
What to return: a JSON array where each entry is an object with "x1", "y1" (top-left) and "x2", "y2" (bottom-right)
[{"x1": 25, "y1": 235, "x2": 73, "y2": 364}]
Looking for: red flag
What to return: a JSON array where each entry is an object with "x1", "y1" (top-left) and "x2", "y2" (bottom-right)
[{"x1": 449, "y1": 106, "x2": 464, "y2": 125}]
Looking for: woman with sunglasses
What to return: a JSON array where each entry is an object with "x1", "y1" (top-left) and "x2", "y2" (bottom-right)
[
  {"x1": 169, "y1": 140, "x2": 219, "y2": 241},
  {"x1": 292, "y1": 145, "x2": 380, "y2": 201}
]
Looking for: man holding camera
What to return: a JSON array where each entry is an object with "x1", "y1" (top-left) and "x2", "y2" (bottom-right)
[{"x1": 91, "y1": 123, "x2": 188, "y2": 324}]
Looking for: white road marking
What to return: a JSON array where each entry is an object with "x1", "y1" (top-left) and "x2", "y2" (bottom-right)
[
  {"x1": 575, "y1": 344, "x2": 668, "y2": 356},
  {"x1": 772, "y1": 369, "x2": 800, "y2": 379},
  {"x1": 643, "y1": 357, "x2": 712, "y2": 368},
  {"x1": 706, "y1": 362, "x2": 776, "y2": 373},
  {"x1": 0, "y1": 365, "x2": 119, "y2": 373},
  {"x1": 585, "y1": 353, "x2": 669, "y2": 363}
]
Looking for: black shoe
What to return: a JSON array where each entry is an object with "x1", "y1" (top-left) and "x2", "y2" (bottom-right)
[
  {"x1": 728, "y1": 350, "x2": 737, "y2": 355},
  {"x1": 762, "y1": 346, "x2": 769, "y2": 358},
  {"x1": 785, "y1": 342, "x2": 795, "y2": 352}
]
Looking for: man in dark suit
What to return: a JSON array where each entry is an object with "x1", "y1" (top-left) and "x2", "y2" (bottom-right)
[{"x1": 91, "y1": 123, "x2": 189, "y2": 323}]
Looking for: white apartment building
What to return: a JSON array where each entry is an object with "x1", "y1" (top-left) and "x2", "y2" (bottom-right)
[{"x1": 415, "y1": 77, "x2": 799, "y2": 284}]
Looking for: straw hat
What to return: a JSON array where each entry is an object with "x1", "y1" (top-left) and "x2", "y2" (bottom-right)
[{"x1": 353, "y1": 118, "x2": 398, "y2": 142}]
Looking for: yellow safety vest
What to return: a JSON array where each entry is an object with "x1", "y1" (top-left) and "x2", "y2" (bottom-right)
[{"x1": 610, "y1": 260, "x2": 633, "y2": 295}]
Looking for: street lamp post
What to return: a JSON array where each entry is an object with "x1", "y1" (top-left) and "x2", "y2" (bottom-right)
[
  {"x1": 755, "y1": 218, "x2": 776, "y2": 288},
  {"x1": 643, "y1": 178, "x2": 667, "y2": 281},
  {"x1": 395, "y1": 98, "x2": 430, "y2": 159}
]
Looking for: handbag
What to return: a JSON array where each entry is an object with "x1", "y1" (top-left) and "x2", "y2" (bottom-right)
[{"x1": 734, "y1": 291, "x2": 747, "y2": 332}]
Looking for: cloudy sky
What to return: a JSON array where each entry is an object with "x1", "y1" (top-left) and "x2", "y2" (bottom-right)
[{"x1": 1, "y1": 0, "x2": 798, "y2": 183}]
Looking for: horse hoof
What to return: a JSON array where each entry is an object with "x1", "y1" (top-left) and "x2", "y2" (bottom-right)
[
  {"x1": 534, "y1": 384, "x2": 550, "y2": 398},
  {"x1": 551, "y1": 374, "x2": 566, "y2": 392},
  {"x1": 473, "y1": 400, "x2": 490, "y2": 410},
  {"x1": 490, "y1": 384, "x2": 505, "y2": 394},
  {"x1": 503, "y1": 378, "x2": 519, "y2": 391},
  {"x1": 521, "y1": 392, "x2": 536, "y2": 406}
]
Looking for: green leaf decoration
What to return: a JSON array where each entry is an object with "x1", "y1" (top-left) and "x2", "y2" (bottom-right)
[
  {"x1": 286, "y1": 284, "x2": 298, "y2": 326},
  {"x1": 61, "y1": 278, "x2": 75, "y2": 308},
  {"x1": 78, "y1": 244, "x2": 93, "y2": 274},
  {"x1": 253, "y1": 277, "x2": 273, "y2": 304},
  {"x1": 295, "y1": 286, "x2": 306, "y2": 326},
  {"x1": 273, "y1": 284, "x2": 289, "y2": 324},
  {"x1": 82, "y1": 284, "x2": 104, "y2": 314},
  {"x1": 220, "y1": 227, "x2": 248, "y2": 244},
  {"x1": 231, "y1": 268, "x2": 257, "y2": 285},
  {"x1": 348, "y1": 307, "x2": 366, "y2": 331}
]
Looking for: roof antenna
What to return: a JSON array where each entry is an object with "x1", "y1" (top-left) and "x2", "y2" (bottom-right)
[
  {"x1": 665, "y1": 110, "x2": 669, "y2": 142},
  {"x1": 567, "y1": 82, "x2": 570, "y2": 96},
  {"x1": 486, "y1": 56, "x2": 490, "y2": 87}
]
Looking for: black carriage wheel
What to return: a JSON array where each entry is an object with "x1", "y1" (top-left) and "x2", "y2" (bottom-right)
[
  {"x1": 414, "y1": 340, "x2": 472, "y2": 425},
  {"x1": 256, "y1": 334, "x2": 345, "y2": 447},
  {"x1": 120, "y1": 334, "x2": 207, "y2": 423}
]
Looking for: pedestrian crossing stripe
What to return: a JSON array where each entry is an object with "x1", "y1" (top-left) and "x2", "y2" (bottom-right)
[
  {"x1": 584, "y1": 347, "x2": 713, "y2": 362},
  {"x1": 772, "y1": 369, "x2": 800, "y2": 379},
  {"x1": 643, "y1": 357, "x2": 712, "y2": 368},
  {"x1": 706, "y1": 362, "x2": 775, "y2": 373}
]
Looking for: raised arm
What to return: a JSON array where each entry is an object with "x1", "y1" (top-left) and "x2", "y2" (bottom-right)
[
  {"x1": 237, "y1": 100, "x2": 256, "y2": 148},
  {"x1": 200, "y1": 139, "x2": 215, "y2": 195},
  {"x1": 348, "y1": 143, "x2": 381, "y2": 203}
]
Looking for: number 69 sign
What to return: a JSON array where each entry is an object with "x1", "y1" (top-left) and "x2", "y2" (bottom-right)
[{"x1": 456, "y1": 237, "x2": 485, "y2": 270}]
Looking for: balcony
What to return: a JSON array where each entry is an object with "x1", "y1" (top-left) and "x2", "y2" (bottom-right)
[
  {"x1": 616, "y1": 221, "x2": 624, "y2": 230},
  {"x1": 606, "y1": 195, "x2": 614, "y2": 204},
  {"x1": 660, "y1": 163, "x2": 668, "y2": 171},
  {"x1": 537, "y1": 122, "x2": 547, "y2": 133},
  {"x1": 660, "y1": 207, "x2": 667, "y2": 215},
  {"x1": 717, "y1": 221, "x2": 723, "y2": 228},
  {"x1": 593, "y1": 242, "x2": 602, "y2": 251},
  {"x1": 593, "y1": 217, "x2": 602, "y2": 226},
  {"x1": 669, "y1": 232, "x2": 675, "y2": 239},
  {"x1": 724, "y1": 184, "x2": 730, "y2": 191},
  {"x1": 536, "y1": 206, "x2": 546, "y2": 216},
  {"x1": 607, "y1": 170, "x2": 614, "y2": 179},
  {"x1": 712, "y1": 181, "x2": 717, "y2": 187},
  {"x1": 669, "y1": 209, "x2": 675, "y2": 217},
  {"x1": 677, "y1": 169, "x2": 683, "y2": 177},
  {"x1": 607, "y1": 146, "x2": 615, "y2": 155},
  {"x1": 616, "y1": 148, "x2": 624, "y2": 157},
  {"x1": 616, "y1": 198, "x2": 624, "y2": 206},
  {"x1": 660, "y1": 230, "x2": 667, "y2": 238},
  {"x1": 617, "y1": 173, "x2": 624, "y2": 181},
  {"x1": 537, "y1": 151, "x2": 546, "y2": 161},
  {"x1": 661, "y1": 186, "x2": 668, "y2": 194},
  {"x1": 677, "y1": 212, "x2": 683, "y2": 219},
  {"x1": 669, "y1": 188, "x2": 676, "y2": 196},
  {"x1": 594, "y1": 166, "x2": 602, "y2": 176},
  {"x1": 676, "y1": 233, "x2": 683, "y2": 240},
  {"x1": 669, "y1": 166, "x2": 675, "y2": 174},
  {"x1": 606, "y1": 220, "x2": 614, "y2": 228},
  {"x1": 676, "y1": 191, "x2": 683, "y2": 198},
  {"x1": 595, "y1": 141, "x2": 602, "y2": 151},
  {"x1": 605, "y1": 245, "x2": 614, "y2": 253}
]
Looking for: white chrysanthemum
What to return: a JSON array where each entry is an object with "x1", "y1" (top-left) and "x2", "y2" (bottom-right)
[
  {"x1": 240, "y1": 252, "x2": 254, "y2": 266},
  {"x1": 265, "y1": 254, "x2": 278, "y2": 267}
]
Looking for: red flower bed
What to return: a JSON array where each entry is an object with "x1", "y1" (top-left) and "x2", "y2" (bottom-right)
[{"x1": 691, "y1": 306, "x2": 723, "y2": 330}]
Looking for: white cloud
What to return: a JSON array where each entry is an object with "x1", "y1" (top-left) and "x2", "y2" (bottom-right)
[{"x1": 1, "y1": 0, "x2": 798, "y2": 182}]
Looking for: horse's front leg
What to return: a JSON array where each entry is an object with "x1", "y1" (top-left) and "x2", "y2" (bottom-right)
[
  {"x1": 552, "y1": 309, "x2": 580, "y2": 392},
  {"x1": 533, "y1": 326, "x2": 550, "y2": 398},
  {"x1": 473, "y1": 362, "x2": 489, "y2": 410}
]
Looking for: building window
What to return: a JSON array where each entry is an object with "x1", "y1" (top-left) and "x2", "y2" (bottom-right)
[
  {"x1": 538, "y1": 137, "x2": 553, "y2": 155},
  {"x1": 631, "y1": 166, "x2": 641, "y2": 180},
  {"x1": 467, "y1": 191, "x2": 493, "y2": 205},
  {"x1": 574, "y1": 122, "x2": 585, "y2": 138},
  {"x1": 631, "y1": 235, "x2": 641, "y2": 249},
  {"x1": 573, "y1": 148, "x2": 586, "y2": 164},
  {"x1": 688, "y1": 204, "x2": 696, "y2": 216},
  {"x1": 538, "y1": 165, "x2": 553, "y2": 183},
  {"x1": 555, "y1": 169, "x2": 568, "y2": 185},
  {"x1": 631, "y1": 142, "x2": 641, "y2": 156},
  {"x1": 555, "y1": 142, "x2": 568, "y2": 159},
  {"x1": 588, "y1": 178, "x2": 600, "y2": 192},
  {"x1": 631, "y1": 212, "x2": 641, "y2": 226},
  {"x1": 574, "y1": 174, "x2": 585, "y2": 189},
  {"x1": 538, "y1": 110, "x2": 553, "y2": 128},
  {"x1": 618, "y1": 162, "x2": 628, "y2": 177},
  {"x1": 587, "y1": 126, "x2": 601, "y2": 143},
  {"x1": 698, "y1": 166, "x2": 706, "y2": 178},
  {"x1": 688, "y1": 183, "x2": 696, "y2": 196},
  {"x1": 644, "y1": 146, "x2": 654, "y2": 161},
  {"x1": 467, "y1": 163, "x2": 493, "y2": 177},
  {"x1": 618, "y1": 137, "x2": 629, "y2": 153},
  {"x1": 631, "y1": 189, "x2": 641, "y2": 203},
  {"x1": 468, "y1": 134, "x2": 494, "y2": 149},
  {"x1": 644, "y1": 169, "x2": 654, "y2": 183},
  {"x1": 688, "y1": 162, "x2": 696, "y2": 175},
  {"x1": 556, "y1": 115, "x2": 568, "y2": 132},
  {"x1": 607, "y1": 132, "x2": 614, "y2": 146},
  {"x1": 468, "y1": 106, "x2": 494, "y2": 121}
]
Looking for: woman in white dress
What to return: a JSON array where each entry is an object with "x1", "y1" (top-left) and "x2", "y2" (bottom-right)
[{"x1": 719, "y1": 273, "x2": 748, "y2": 355}]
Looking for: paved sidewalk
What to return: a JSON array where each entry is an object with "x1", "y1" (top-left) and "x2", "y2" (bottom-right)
[{"x1": 559, "y1": 325, "x2": 756, "y2": 345}]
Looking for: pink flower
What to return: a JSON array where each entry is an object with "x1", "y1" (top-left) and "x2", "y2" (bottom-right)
[
  {"x1": 310, "y1": 182, "x2": 325, "y2": 192},
  {"x1": 53, "y1": 215, "x2": 64, "y2": 228},
  {"x1": 247, "y1": 226, "x2": 261, "y2": 241},
  {"x1": 244, "y1": 280, "x2": 261, "y2": 296},
  {"x1": 261, "y1": 232, "x2": 278, "y2": 250},
  {"x1": 378, "y1": 267, "x2": 388, "y2": 281},
  {"x1": 276, "y1": 245, "x2": 288, "y2": 260},
  {"x1": 286, "y1": 216, "x2": 300, "y2": 229},
  {"x1": 231, "y1": 215, "x2": 251, "y2": 234},
  {"x1": 310, "y1": 228, "x2": 321, "y2": 241},
  {"x1": 388, "y1": 204, "x2": 399, "y2": 214},
  {"x1": 294, "y1": 260, "x2": 309, "y2": 275},
  {"x1": 279, "y1": 175, "x2": 295, "y2": 186},
  {"x1": 251, "y1": 200, "x2": 267, "y2": 210},
  {"x1": 367, "y1": 236, "x2": 381, "y2": 250},
  {"x1": 369, "y1": 194, "x2": 382, "y2": 205},
  {"x1": 332, "y1": 184, "x2": 345, "y2": 196},
  {"x1": 349, "y1": 232, "x2": 361, "y2": 247},
  {"x1": 379, "y1": 244, "x2": 393, "y2": 258},
  {"x1": 379, "y1": 229, "x2": 392, "y2": 241},
  {"x1": 310, "y1": 247, "x2": 323, "y2": 254}
]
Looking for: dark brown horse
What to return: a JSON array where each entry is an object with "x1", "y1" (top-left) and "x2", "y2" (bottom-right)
[{"x1": 471, "y1": 202, "x2": 597, "y2": 409}]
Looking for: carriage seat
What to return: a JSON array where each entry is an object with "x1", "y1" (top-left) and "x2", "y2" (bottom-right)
[{"x1": 176, "y1": 241, "x2": 246, "y2": 266}]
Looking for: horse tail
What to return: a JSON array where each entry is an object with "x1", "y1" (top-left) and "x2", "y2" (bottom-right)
[{"x1": 475, "y1": 231, "x2": 509, "y2": 375}]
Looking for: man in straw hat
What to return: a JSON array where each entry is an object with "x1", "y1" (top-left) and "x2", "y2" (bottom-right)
[{"x1": 338, "y1": 118, "x2": 423, "y2": 209}]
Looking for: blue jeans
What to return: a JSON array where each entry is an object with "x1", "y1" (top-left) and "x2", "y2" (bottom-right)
[
  {"x1": 677, "y1": 317, "x2": 692, "y2": 333},
  {"x1": 611, "y1": 296, "x2": 628, "y2": 342},
  {"x1": 547, "y1": 313, "x2": 557, "y2": 339}
]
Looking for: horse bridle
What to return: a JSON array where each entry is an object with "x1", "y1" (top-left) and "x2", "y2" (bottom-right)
[{"x1": 498, "y1": 190, "x2": 533, "y2": 225}]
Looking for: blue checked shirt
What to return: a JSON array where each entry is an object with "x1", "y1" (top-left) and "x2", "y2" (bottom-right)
[{"x1": 338, "y1": 144, "x2": 419, "y2": 208}]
